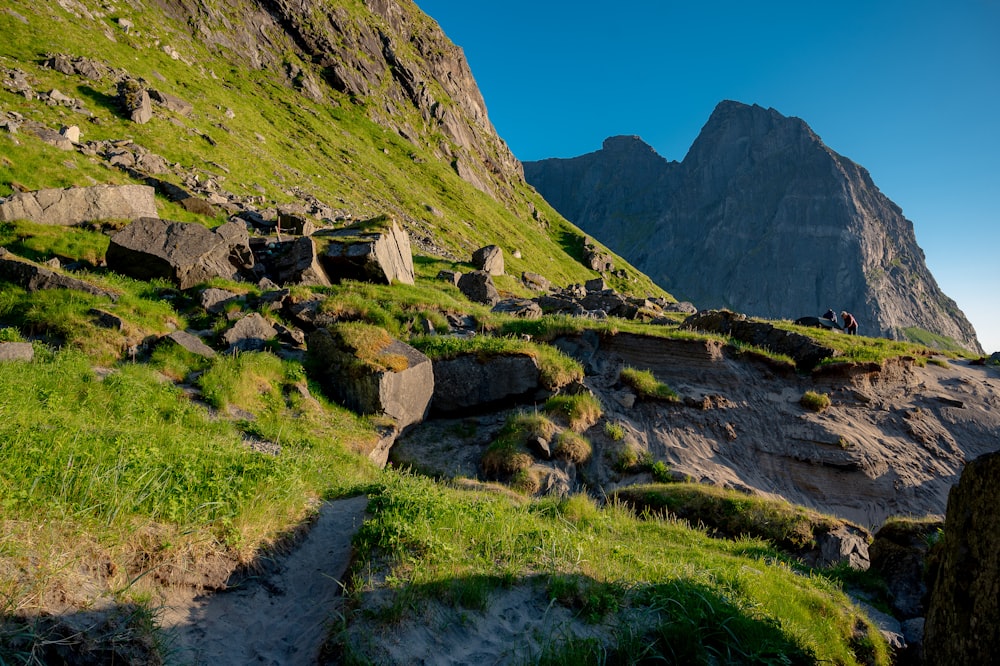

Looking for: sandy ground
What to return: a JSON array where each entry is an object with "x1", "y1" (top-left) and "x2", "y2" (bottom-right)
[{"x1": 159, "y1": 495, "x2": 367, "y2": 666}]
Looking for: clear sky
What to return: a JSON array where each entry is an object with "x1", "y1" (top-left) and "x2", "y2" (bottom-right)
[{"x1": 416, "y1": 0, "x2": 1000, "y2": 354}]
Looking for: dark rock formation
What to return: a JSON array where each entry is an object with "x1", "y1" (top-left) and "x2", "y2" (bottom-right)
[
  {"x1": 221, "y1": 313, "x2": 277, "y2": 353},
  {"x1": 681, "y1": 309, "x2": 838, "y2": 370},
  {"x1": 524, "y1": 101, "x2": 981, "y2": 353},
  {"x1": 457, "y1": 270, "x2": 499, "y2": 306},
  {"x1": 106, "y1": 218, "x2": 254, "y2": 289},
  {"x1": 0, "y1": 248, "x2": 119, "y2": 300},
  {"x1": 0, "y1": 184, "x2": 157, "y2": 225},
  {"x1": 924, "y1": 451, "x2": 1000, "y2": 664},
  {"x1": 306, "y1": 325, "x2": 433, "y2": 430},
  {"x1": 314, "y1": 217, "x2": 414, "y2": 285},
  {"x1": 870, "y1": 519, "x2": 941, "y2": 620},
  {"x1": 430, "y1": 353, "x2": 541, "y2": 414},
  {"x1": 159, "y1": 330, "x2": 217, "y2": 359},
  {"x1": 472, "y1": 245, "x2": 504, "y2": 275}
]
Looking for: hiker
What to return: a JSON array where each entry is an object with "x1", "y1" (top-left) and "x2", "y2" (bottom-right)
[
  {"x1": 841, "y1": 311, "x2": 858, "y2": 335},
  {"x1": 822, "y1": 308, "x2": 838, "y2": 325}
]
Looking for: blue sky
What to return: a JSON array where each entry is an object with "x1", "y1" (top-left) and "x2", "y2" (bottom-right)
[{"x1": 417, "y1": 1, "x2": 1000, "y2": 353}]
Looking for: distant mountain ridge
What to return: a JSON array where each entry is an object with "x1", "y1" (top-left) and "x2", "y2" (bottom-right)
[{"x1": 524, "y1": 101, "x2": 981, "y2": 353}]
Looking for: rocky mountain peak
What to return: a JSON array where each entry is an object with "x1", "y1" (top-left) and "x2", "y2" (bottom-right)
[{"x1": 525, "y1": 101, "x2": 982, "y2": 353}]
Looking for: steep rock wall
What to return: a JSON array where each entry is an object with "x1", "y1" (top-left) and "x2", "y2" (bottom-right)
[{"x1": 525, "y1": 101, "x2": 981, "y2": 353}]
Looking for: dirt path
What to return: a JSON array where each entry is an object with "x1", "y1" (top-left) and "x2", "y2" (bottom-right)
[{"x1": 159, "y1": 495, "x2": 368, "y2": 666}]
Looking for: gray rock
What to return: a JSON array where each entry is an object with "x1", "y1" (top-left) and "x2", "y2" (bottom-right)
[
  {"x1": 221, "y1": 313, "x2": 277, "y2": 352},
  {"x1": 106, "y1": 217, "x2": 254, "y2": 289},
  {"x1": 0, "y1": 184, "x2": 157, "y2": 225},
  {"x1": 0, "y1": 248, "x2": 119, "y2": 300},
  {"x1": 925, "y1": 451, "x2": 1000, "y2": 665},
  {"x1": 89, "y1": 309, "x2": 124, "y2": 330},
  {"x1": 430, "y1": 352, "x2": 541, "y2": 414},
  {"x1": 315, "y1": 216, "x2": 414, "y2": 285},
  {"x1": 306, "y1": 326, "x2": 433, "y2": 430},
  {"x1": 271, "y1": 236, "x2": 332, "y2": 287},
  {"x1": 0, "y1": 342, "x2": 33, "y2": 362},
  {"x1": 200, "y1": 287, "x2": 242, "y2": 313},
  {"x1": 814, "y1": 525, "x2": 870, "y2": 570},
  {"x1": 117, "y1": 78, "x2": 152, "y2": 124},
  {"x1": 160, "y1": 330, "x2": 216, "y2": 359},
  {"x1": 870, "y1": 519, "x2": 940, "y2": 618},
  {"x1": 436, "y1": 269, "x2": 461, "y2": 285},
  {"x1": 149, "y1": 89, "x2": 193, "y2": 116},
  {"x1": 472, "y1": 244, "x2": 504, "y2": 275},
  {"x1": 457, "y1": 270, "x2": 499, "y2": 306},
  {"x1": 521, "y1": 271, "x2": 551, "y2": 292},
  {"x1": 491, "y1": 298, "x2": 542, "y2": 319}
]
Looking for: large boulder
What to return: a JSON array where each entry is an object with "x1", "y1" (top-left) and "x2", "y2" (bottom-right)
[
  {"x1": 472, "y1": 245, "x2": 504, "y2": 275},
  {"x1": 0, "y1": 184, "x2": 157, "y2": 225},
  {"x1": 430, "y1": 352, "x2": 541, "y2": 414},
  {"x1": 106, "y1": 218, "x2": 254, "y2": 289},
  {"x1": 0, "y1": 342, "x2": 33, "y2": 362},
  {"x1": 306, "y1": 324, "x2": 432, "y2": 430},
  {"x1": 269, "y1": 236, "x2": 331, "y2": 287},
  {"x1": 0, "y1": 248, "x2": 119, "y2": 300},
  {"x1": 924, "y1": 451, "x2": 1000, "y2": 665},
  {"x1": 314, "y1": 216, "x2": 414, "y2": 285},
  {"x1": 870, "y1": 519, "x2": 941, "y2": 619},
  {"x1": 457, "y1": 270, "x2": 500, "y2": 306},
  {"x1": 221, "y1": 313, "x2": 277, "y2": 353}
]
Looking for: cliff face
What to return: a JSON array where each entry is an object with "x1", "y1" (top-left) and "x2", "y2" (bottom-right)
[
  {"x1": 154, "y1": 0, "x2": 522, "y2": 200},
  {"x1": 525, "y1": 101, "x2": 981, "y2": 352}
]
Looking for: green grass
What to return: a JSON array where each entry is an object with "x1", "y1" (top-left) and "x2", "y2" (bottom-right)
[
  {"x1": 543, "y1": 393, "x2": 603, "y2": 431},
  {"x1": 620, "y1": 366, "x2": 680, "y2": 401},
  {"x1": 800, "y1": 390, "x2": 831, "y2": 412},
  {"x1": 343, "y1": 472, "x2": 889, "y2": 665}
]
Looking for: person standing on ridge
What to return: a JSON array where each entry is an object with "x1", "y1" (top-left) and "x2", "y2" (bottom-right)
[{"x1": 841, "y1": 311, "x2": 858, "y2": 335}]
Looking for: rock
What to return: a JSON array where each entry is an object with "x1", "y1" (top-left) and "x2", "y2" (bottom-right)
[
  {"x1": 106, "y1": 217, "x2": 254, "y2": 289},
  {"x1": 89, "y1": 309, "x2": 124, "y2": 330},
  {"x1": 436, "y1": 269, "x2": 461, "y2": 285},
  {"x1": 159, "y1": 330, "x2": 216, "y2": 359},
  {"x1": 59, "y1": 125, "x2": 80, "y2": 143},
  {"x1": 682, "y1": 309, "x2": 838, "y2": 370},
  {"x1": 521, "y1": 271, "x2": 551, "y2": 292},
  {"x1": 582, "y1": 238, "x2": 614, "y2": 273},
  {"x1": 221, "y1": 313, "x2": 277, "y2": 353},
  {"x1": 457, "y1": 270, "x2": 499, "y2": 306},
  {"x1": 491, "y1": 298, "x2": 543, "y2": 319},
  {"x1": 524, "y1": 102, "x2": 982, "y2": 354},
  {"x1": 148, "y1": 89, "x2": 193, "y2": 116},
  {"x1": 269, "y1": 236, "x2": 332, "y2": 287},
  {"x1": 178, "y1": 197, "x2": 218, "y2": 217},
  {"x1": 814, "y1": 525, "x2": 870, "y2": 570},
  {"x1": 924, "y1": 451, "x2": 1000, "y2": 665},
  {"x1": 0, "y1": 184, "x2": 157, "y2": 225},
  {"x1": 200, "y1": 287, "x2": 242, "y2": 313},
  {"x1": 117, "y1": 78, "x2": 152, "y2": 124},
  {"x1": 277, "y1": 212, "x2": 315, "y2": 236},
  {"x1": 430, "y1": 352, "x2": 541, "y2": 414},
  {"x1": 585, "y1": 277, "x2": 608, "y2": 292},
  {"x1": 869, "y1": 519, "x2": 941, "y2": 619},
  {"x1": 306, "y1": 325, "x2": 433, "y2": 430},
  {"x1": 314, "y1": 216, "x2": 414, "y2": 285},
  {"x1": 0, "y1": 248, "x2": 119, "y2": 300},
  {"x1": 472, "y1": 244, "x2": 504, "y2": 275},
  {"x1": 26, "y1": 126, "x2": 74, "y2": 151},
  {"x1": 0, "y1": 342, "x2": 33, "y2": 362}
]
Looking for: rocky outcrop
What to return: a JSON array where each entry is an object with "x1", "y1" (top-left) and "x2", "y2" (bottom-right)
[
  {"x1": 314, "y1": 217, "x2": 414, "y2": 285},
  {"x1": 924, "y1": 451, "x2": 1000, "y2": 664},
  {"x1": 457, "y1": 270, "x2": 500, "y2": 306},
  {"x1": 472, "y1": 245, "x2": 504, "y2": 275},
  {"x1": 106, "y1": 218, "x2": 254, "y2": 289},
  {"x1": 0, "y1": 184, "x2": 156, "y2": 225},
  {"x1": 306, "y1": 325, "x2": 433, "y2": 430},
  {"x1": 0, "y1": 248, "x2": 119, "y2": 300},
  {"x1": 0, "y1": 342, "x2": 34, "y2": 362},
  {"x1": 681, "y1": 309, "x2": 839, "y2": 370},
  {"x1": 524, "y1": 101, "x2": 981, "y2": 353},
  {"x1": 430, "y1": 353, "x2": 541, "y2": 414}
]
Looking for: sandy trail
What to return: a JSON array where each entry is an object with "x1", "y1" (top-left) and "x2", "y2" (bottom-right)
[{"x1": 160, "y1": 495, "x2": 368, "y2": 666}]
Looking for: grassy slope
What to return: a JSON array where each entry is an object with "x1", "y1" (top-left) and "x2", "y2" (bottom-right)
[{"x1": 0, "y1": 1, "x2": 916, "y2": 663}]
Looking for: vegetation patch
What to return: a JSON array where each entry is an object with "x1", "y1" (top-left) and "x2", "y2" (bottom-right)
[
  {"x1": 613, "y1": 483, "x2": 860, "y2": 554},
  {"x1": 543, "y1": 393, "x2": 602, "y2": 431},
  {"x1": 620, "y1": 366, "x2": 679, "y2": 401},
  {"x1": 554, "y1": 430, "x2": 592, "y2": 464},
  {"x1": 800, "y1": 390, "x2": 832, "y2": 412}
]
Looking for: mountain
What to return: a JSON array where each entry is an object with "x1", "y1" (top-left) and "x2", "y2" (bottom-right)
[{"x1": 524, "y1": 101, "x2": 982, "y2": 353}]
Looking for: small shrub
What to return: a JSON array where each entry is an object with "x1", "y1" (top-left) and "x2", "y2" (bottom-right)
[
  {"x1": 558, "y1": 494, "x2": 600, "y2": 525},
  {"x1": 620, "y1": 366, "x2": 678, "y2": 401},
  {"x1": 544, "y1": 393, "x2": 602, "y2": 431},
  {"x1": 603, "y1": 420, "x2": 625, "y2": 441},
  {"x1": 554, "y1": 430, "x2": 592, "y2": 464},
  {"x1": 650, "y1": 460, "x2": 672, "y2": 482},
  {"x1": 0, "y1": 327, "x2": 25, "y2": 342},
  {"x1": 800, "y1": 390, "x2": 831, "y2": 412}
]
